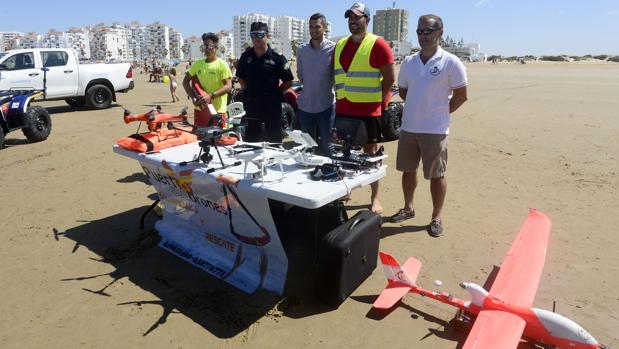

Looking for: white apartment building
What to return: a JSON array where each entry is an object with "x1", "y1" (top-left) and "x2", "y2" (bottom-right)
[
  {"x1": 65, "y1": 28, "x2": 91, "y2": 60},
  {"x1": 169, "y1": 28, "x2": 183, "y2": 61},
  {"x1": 90, "y1": 23, "x2": 129, "y2": 62},
  {"x1": 144, "y1": 22, "x2": 170, "y2": 61},
  {"x1": 185, "y1": 35, "x2": 203, "y2": 61},
  {"x1": 217, "y1": 30, "x2": 234, "y2": 59},
  {"x1": 1, "y1": 31, "x2": 23, "y2": 51},
  {"x1": 272, "y1": 16, "x2": 305, "y2": 58},
  {"x1": 233, "y1": 13, "x2": 311, "y2": 59},
  {"x1": 15, "y1": 32, "x2": 42, "y2": 49},
  {"x1": 232, "y1": 13, "x2": 274, "y2": 58},
  {"x1": 127, "y1": 21, "x2": 146, "y2": 62}
]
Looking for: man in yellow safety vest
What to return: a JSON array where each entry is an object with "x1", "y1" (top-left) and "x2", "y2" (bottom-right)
[{"x1": 334, "y1": 3, "x2": 395, "y2": 214}]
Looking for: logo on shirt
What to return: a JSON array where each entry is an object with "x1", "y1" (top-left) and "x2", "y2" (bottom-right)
[
  {"x1": 430, "y1": 66, "x2": 441, "y2": 76},
  {"x1": 247, "y1": 57, "x2": 252, "y2": 64},
  {"x1": 264, "y1": 59, "x2": 275, "y2": 65}
]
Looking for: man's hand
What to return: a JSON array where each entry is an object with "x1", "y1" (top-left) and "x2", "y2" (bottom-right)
[{"x1": 196, "y1": 93, "x2": 212, "y2": 106}]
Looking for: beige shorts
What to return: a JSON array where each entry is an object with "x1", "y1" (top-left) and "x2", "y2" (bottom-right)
[{"x1": 396, "y1": 131, "x2": 448, "y2": 179}]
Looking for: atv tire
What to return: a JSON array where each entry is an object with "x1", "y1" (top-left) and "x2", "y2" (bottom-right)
[
  {"x1": 86, "y1": 84, "x2": 113, "y2": 109},
  {"x1": 0, "y1": 127, "x2": 5, "y2": 149},
  {"x1": 65, "y1": 97, "x2": 86, "y2": 108},
  {"x1": 281, "y1": 102, "x2": 297, "y2": 134},
  {"x1": 22, "y1": 105, "x2": 52, "y2": 142},
  {"x1": 381, "y1": 102, "x2": 403, "y2": 141}
]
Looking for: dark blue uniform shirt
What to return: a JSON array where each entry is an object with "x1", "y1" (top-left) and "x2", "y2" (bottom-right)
[{"x1": 236, "y1": 45, "x2": 294, "y2": 100}]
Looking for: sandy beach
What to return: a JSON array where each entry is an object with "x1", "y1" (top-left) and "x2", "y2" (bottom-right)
[{"x1": 1, "y1": 61, "x2": 618, "y2": 348}]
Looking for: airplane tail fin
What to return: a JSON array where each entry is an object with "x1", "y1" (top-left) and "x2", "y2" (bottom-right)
[{"x1": 373, "y1": 252, "x2": 422, "y2": 309}]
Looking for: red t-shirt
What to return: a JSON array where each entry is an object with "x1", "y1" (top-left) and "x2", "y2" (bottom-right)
[{"x1": 336, "y1": 36, "x2": 394, "y2": 117}]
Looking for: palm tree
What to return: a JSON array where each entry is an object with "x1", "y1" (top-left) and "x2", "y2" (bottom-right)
[{"x1": 290, "y1": 39, "x2": 300, "y2": 57}]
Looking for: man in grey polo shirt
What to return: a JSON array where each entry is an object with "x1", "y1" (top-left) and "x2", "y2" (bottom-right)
[{"x1": 296, "y1": 12, "x2": 336, "y2": 156}]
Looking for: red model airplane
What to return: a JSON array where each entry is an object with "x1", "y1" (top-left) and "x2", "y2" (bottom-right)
[{"x1": 374, "y1": 209, "x2": 608, "y2": 349}]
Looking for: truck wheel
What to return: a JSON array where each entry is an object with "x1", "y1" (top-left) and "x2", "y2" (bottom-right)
[
  {"x1": 381, "y1": 102, "x2": 403, "y2": 141},
  {"x1": 281, "y1": 102, "x2": 297, "y2": 131},
  {"x1": 86, "y1": 84, "x2": 112, "y2": 109},
  {"x1": 22, "y1": 105, "x2": 52, "y2": 142},
  {"x1": 65, "y1": 97, "x2": 86, "y2": 108}
]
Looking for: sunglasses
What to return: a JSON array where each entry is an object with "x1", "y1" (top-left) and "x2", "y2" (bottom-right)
[
  {"x1": 249, "y1": 31, "x2": 266, "y2": 39},
  {"x1": 416, "y1": 27, "x2": 440, "y2": 36}
]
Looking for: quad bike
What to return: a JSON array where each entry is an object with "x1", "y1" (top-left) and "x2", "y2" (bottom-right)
[{"x1": 0, "y1": 67, "x2": 52, "y2": 149}]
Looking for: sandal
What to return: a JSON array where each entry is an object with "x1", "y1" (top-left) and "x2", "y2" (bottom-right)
[{"x1": 390, "y1": 208, "x2": 415, "y2": 223}]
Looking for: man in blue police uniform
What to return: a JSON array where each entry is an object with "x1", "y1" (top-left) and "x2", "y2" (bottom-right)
[{"x1": 236, "y1": 22, "x2": 294, "y2": 143}]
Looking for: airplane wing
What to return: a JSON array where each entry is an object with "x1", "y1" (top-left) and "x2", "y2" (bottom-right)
[
  {"x1": 488, "y1": 209, "x2": 551, "y2": 307},
  {"x1": 462, "y1": 310, "x2": 526, "y2": 349}
]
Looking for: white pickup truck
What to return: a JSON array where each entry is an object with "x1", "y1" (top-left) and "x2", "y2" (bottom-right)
[{"x1": 0, "y1": 48, "x2": 134, "y2": 109}]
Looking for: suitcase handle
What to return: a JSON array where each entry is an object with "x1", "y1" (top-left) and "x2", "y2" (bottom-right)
[{"x1": 348, "y1": 216, "x2": 365, "y2": 231}]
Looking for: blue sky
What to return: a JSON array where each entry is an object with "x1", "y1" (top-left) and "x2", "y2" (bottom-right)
[{"x1": 3, "y1": 0, "x2": 619, "y2": 56}]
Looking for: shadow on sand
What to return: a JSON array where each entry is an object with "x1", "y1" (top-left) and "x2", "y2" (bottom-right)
[{"x1": 55, "y1": 203, "x2": 342, "y2": 337}]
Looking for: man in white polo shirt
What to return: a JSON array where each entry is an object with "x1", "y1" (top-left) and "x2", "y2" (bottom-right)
[{"x1": 389, "y1": 14, "x2": 468, "y2": 237}]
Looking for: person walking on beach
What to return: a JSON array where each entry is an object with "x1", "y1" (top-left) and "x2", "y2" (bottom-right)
[
  {"x1": 183, "y1": 32, "x2": 232, "y2": 127},
  {"x1": 236, "y1": 22, "x2": 294, "y2": 143},
  {"x1": 296, "y1": 13, "x2": 336, "y2": 156},
  {"x1": 334, "y1": 3, "x2": 395, "y2": 213},
  {"x1": 169, "y1": 67, "x2": 180, "y2": 102},
  {"x1": 388, "y1": 14, "x2": 468, "y2": 237}
]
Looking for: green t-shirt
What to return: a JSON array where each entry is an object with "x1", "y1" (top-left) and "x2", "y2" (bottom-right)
[{"x1": 188, "y1": 57, "x2": 232, "y2": 113}]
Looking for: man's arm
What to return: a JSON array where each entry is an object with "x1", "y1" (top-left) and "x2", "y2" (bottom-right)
[
  {"x1": 212, "y1": 78, "x2": 232, "y2": 100},
  {"x1": 449, "y1": 86, "x2": 468, "y2": 113},
  {"x1": 279, "y1": 80, "x2": 292, "y2": 92},
  {"x1": 182, "y1": 72, "x2": 194, "y2": 100},
  {"x1": 379, "y1": 63, "x2": 395, "y2": 109},
  {"x1": 238, "y1": 78, "x2": 247, "y2": 89},
  {"x1": 399, "y1": 87, "x2": 407, "y2": 101}
]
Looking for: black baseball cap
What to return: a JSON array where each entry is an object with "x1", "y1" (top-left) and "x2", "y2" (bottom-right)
[{"x1": 250, "y1": 22, "x2": 269, "y2": 33}]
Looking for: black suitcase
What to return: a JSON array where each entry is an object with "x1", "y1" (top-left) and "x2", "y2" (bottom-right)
[{"x1": 316, "y1": 210, "x2": 381, "y2": 305}]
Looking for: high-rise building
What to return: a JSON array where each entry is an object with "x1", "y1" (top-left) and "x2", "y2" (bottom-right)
[
  {"x1": 169, "y1": 28, "x2": 184, "y2": 60},
  {"x1": 90, "y1": 23, "x2": 129, "y2": 61},
  {"x1": 126, "y1": 21, "x2": 146, "y2": 62},
  {"x1": 16, "y1": 32, "x2": 42, "y2": 49},
  {"x1": 373, "y1": 8, "x2": 409, "y2": 42},
  {"x1": 144, "y1": 22, "x2": 170, "y2": 61},
  {"x1": 184, "y1": 35, "x2": 202, "y2": 61},
  {"x1": 232, "y1": 13, "x2": 274, "y2": 58},
  {"x1": 233, "y1": 13, "x2": 311, "y2": 59},
  {"x1": 65, "y1": 27, "x2": 91, "y2": 60},
  {"x1": 1, "y1": 31, "x2": 23, "y2": 51},
  {"x1": 272, "y1": 16, "x2": 306, "y2": 58}
]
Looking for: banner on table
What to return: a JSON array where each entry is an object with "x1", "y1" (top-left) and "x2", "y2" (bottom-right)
[{"x1": 140, "y1": 159, "x2": 287, "y2": 295}]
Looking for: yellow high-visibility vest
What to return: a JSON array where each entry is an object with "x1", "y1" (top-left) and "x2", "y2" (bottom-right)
[{"x1": 334, "y1": 34, "x2": 382, "y2": 103}]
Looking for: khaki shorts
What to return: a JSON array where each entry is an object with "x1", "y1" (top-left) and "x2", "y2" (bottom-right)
[{"x1": 396, "y1": 131, "x2": 448, "y2": 179}]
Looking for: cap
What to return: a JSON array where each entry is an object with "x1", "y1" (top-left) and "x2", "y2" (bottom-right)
[
  {"x1": 345, "y1": 3, "x2": 370, "y2": 18},
  {"x1": 250, "y1": 22, "x2": 269, "y2": 33}
]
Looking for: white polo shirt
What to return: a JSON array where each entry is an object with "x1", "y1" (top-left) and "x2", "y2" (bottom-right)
[{"x1": 398, "y1": 47, "x2": 467, "y2": 134}]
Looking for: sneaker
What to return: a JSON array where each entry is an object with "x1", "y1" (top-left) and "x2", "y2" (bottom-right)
[
  {"x1": 390, "y1": 208, "x2": 415, "y2": 223},
  {"x1": 428, "y1": 218, "x2": 443, "y2": 237}
]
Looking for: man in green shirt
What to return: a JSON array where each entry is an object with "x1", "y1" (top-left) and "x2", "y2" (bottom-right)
[{"x1": 183, "y1": 32, "x2": 232, "y2": 127}]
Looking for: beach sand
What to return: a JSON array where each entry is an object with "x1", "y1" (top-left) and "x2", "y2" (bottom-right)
[{"x1": 1, "y1": 61, "x2": 618, "y2": 348}]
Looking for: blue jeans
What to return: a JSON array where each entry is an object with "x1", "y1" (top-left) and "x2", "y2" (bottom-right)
[{"x1": 297, "y1": 106, "x2": 335, "y2": 156}]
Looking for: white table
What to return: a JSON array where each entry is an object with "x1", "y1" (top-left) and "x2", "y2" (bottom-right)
[{"x1": 114, "y1": 142, "x2": 386, "y2": 295}]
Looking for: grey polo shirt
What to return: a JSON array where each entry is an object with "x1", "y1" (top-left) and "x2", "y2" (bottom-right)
[{"x1": 296, "y1": 39, "x2": 336, "y2": 113}]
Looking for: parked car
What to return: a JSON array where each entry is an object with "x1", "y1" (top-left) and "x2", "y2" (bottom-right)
[{"x1": 0, "y1": 48, "x2": 134, "y2": 109}]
